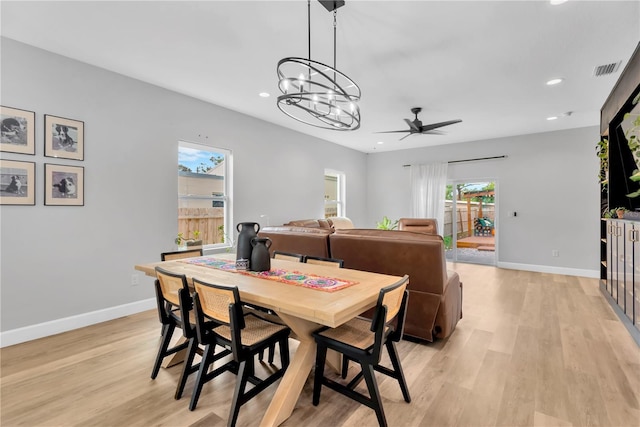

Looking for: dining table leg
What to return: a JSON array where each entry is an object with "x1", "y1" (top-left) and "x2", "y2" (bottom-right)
[{"x1": 260, "y1": 312, "x2": 320, "y2": 427}]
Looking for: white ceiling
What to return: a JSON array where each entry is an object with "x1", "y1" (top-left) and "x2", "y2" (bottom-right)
[{"x1": 1, "y1": 0, "x2": 639, "y2": 153}]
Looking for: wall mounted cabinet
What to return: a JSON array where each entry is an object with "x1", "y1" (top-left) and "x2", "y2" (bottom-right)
[{"x1": 604, "y1": 219, "x2": 639, "y2": 332}]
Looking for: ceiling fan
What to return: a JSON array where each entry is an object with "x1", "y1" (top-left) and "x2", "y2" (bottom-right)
[{"x1": 377, "y1": 107, "x2": 462, "y2": 141}]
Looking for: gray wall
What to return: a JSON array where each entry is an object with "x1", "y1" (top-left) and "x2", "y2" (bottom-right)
[
  {"x1": 0, "y1": 38, "x2": 368, "y2": 332},
  {"x1": 365, "y1": 127, "x2": 601, "y2": 273},
  {"x1": 1, "y1": 37, "x2": 601, "y2": 339}
]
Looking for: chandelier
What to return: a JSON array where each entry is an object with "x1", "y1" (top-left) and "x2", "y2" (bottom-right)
[{"x1": 277, "y1": 0, "x2": 361, "y2": 131}]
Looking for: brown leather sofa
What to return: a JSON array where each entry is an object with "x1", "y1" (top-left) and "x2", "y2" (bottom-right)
[
  {"x1": 398, "y1": 218, "x2": 438, "y2": 234},
  {"x1": 257, "y1": 224, "x2": 462, "y2": 342},
  {"x1": 257, "y1": 226, "x2": 332, "y2": 258}
]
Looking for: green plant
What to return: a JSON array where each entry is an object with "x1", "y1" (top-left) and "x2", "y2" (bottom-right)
[
  {"x1": 607, "y1": 207, "x2": 628, "y2": 218},
  {"x1": 376, "y1": 216, "x2": 398, "y2": 230},
  {"x1": 192, "y1": 230, "x2": 201, "y2": 240},
  {"x1": 596, "y1": 137, "x2": 608, "y2": 190},
  {"x1": 443, "y1": 235, "x2": 453, "y2": 250},
  {"x1": 174, "y1": 232, "x2": 184, "y2": 245},
  {"x1": 623, "y1": 111, "x2": 640, "y2": 160},
  {"x1": 623, "y1": 97, "x2": 640, "y2": 197},
  {"x1": 217, "y1": 224, "x2": 236, "y2": 251},
  {"x1": 217, "y1": 224, "x2": 225, "y2": 243}
]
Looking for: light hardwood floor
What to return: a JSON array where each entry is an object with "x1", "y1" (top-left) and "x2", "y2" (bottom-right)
[{"x1": 2, "y1": 263, "x2": 639, "y2": 426}]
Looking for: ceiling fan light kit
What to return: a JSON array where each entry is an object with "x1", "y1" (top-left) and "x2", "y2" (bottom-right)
[{"x1": 276, "y1": 0, "x2": 361, "y2": 131}]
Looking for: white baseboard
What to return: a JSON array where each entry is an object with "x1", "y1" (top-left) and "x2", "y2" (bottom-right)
[
  {"x1": 0, "y1": 262, "x2": 599, "y2": 348},
  {"x1": 0, "y1": 298, "x2": 156, "y2": 348},
  {"x1": 497, "y1": 262, "x2": 600, "y2": 278}
]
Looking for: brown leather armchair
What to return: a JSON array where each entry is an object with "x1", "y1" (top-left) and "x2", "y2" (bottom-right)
[{"x1": 398, "y1": 218, "x2": 438, "y2": 235}]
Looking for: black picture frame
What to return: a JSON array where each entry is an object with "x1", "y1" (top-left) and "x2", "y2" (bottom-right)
[
  {"x1": 1, "y1": 106, "x2": 36, "y2": 155},
  {"x1": 0, "y1": 159, "x2": 36, "y2": 205},
  {"x1": 44, "y1": 114, "x2": 84, "y2": 160},
  {"x1": 44, "y1": 163, "x2": 84, "y2": 206}
]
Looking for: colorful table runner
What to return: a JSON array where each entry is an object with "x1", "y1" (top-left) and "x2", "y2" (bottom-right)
[{"x1": 180, "y1": 257, "x2": 358, "y2": 292}]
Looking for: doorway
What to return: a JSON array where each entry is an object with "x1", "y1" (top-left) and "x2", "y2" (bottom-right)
[{"x1": 444, "y1": 181, "x2": 496, "y2": 265}]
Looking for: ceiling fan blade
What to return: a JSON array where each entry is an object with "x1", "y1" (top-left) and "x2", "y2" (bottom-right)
[
  {"x1": 375, "y1": 130, "x2": 411, "y2": 134},
  {"x1": 404, "y1": 118, "x2": 420, "y2": 132},
  {"x1": 421, "y1": 119, "x2": 462, "y2": 132},
  {"x1": 421, "y1": 130, "x2": 446, "y2": 135},
  {"x1": 399, "y1": 133, "x2": 414, "y2": 141}
]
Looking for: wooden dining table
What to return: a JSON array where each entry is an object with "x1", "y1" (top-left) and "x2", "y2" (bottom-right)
[{"x1": 134, "y1": 252, "x2": 403, "y2": 427}]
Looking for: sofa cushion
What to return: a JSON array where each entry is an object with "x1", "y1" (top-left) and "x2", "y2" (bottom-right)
[
  {"x1": 284, "y1": 219, "x2": 333, "y2": 229},
  {"x1": 327, "y1": 217, "x2": 354, "y2": 229},
  {"x1": 398, "y1": 218, "x2": 438, "y2": 235},
  {"x1": 262, "y1": 226, "x2": 332, "y2": 235}
]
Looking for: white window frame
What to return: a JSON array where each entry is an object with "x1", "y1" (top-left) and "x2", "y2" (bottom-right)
[
  {"x1": 178, "y1": 140, "x2": 233, "y2": 250},
  {"x1": 324, "y1": 169, "x2": 346, "y2": 218}
]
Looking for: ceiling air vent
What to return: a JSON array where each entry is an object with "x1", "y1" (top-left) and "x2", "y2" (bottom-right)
[{"x1": 593, "y1": 61, "x2": 622, "y2": 77}]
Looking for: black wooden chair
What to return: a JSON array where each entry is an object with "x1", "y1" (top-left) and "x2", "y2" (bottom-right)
[
  {"x1": 304, "y1": 255, "x2": 344, "y2": 268},
  {"x1": 273, "y1": 251, "x2": 305, "y2": 262},
  {"x1": 312, "y1": 275, "x2": 411, "y2": 427},
  {"x1": 189, "y1": 277, "x2": 291, "y2": 426},
  {"x1": 161, "y1": 248, "x2": 203, "y2": 261},
  {"x1": 156, "y1": 250, "x2": 203, "y2": 335},
  {"x1": 151, "y1": 267, "x2": 200, "y2": 400}
]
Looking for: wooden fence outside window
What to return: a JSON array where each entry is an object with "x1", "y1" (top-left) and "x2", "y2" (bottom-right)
[{"x1": 178, "y1": 207, "x2": 225, "y2": 245}]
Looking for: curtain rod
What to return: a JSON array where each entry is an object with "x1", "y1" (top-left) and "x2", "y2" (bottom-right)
[{"x1": 402, "y1": 155, "x2": 507, "y2": 167}]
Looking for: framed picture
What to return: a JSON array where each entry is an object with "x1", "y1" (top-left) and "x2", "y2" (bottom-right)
[
  {"x1": 0, "y1": 159, "x2": 35, "y2": 205},
  {"x1": 44, "y1": 163, "x2": 84, "y2": 206},
  {"x1": 1, "y1": 106, "x2": 36, "y2": 155},
  {"x1": 44, "y1": 114, "x2": 84, "y2": 160}
]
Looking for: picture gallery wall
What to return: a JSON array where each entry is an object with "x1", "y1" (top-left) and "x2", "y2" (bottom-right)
[{"x1": 1, "y1": 106, "x2": 85, "y2": 206}]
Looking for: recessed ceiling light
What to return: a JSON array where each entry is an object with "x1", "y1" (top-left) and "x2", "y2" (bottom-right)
[
  {"x1": 546, "y1": 78, "x2": 564, "y2": 86},
  {"x1": 377, "y1": 141, "x2": 384, "y2": 145},
  {"x1": 550, "y1": 0, "x2": 568, "y2": 5},
  {"x1": 259, "y1": 92, "x2": 270, "y2": 98},
  {"x1": 547, "y1": 116, "x2": 558, "y2": 121}
]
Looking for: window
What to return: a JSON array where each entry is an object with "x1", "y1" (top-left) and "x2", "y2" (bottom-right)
[
  {"x1": 178, "y1": 141, "x2": 232, "y2": 249},
  {"x1": 324, "y1": 169, "x2": 345, "y2": 218}
]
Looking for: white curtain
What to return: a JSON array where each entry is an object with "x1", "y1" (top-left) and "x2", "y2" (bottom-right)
[{"x1": 410, "y1": 162, "x2": 448, "y2": 235}]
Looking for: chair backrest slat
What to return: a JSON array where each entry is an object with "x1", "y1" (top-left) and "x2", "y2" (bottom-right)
[
  {"x1": 371, "y1": 275, "x2": 409, "y2": 337},
  {"x1": 161, "y1": 249, "x2": 203, "y2": 261},
  {"x1": 382, "y1": 283, "x2": 406, "y2": 323},
  {"x1": 304, "y1": 256, "x2": 344, "y2": 268},
  {"x1": 193, "y1": 281, "x2": 236, "y2": 324},
  {"x1": 273, "y1": 251, "x2": 305, "y2": 263},
  {"x1": 156, "y1": 267, "x2": 190, "y2": 306}
]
